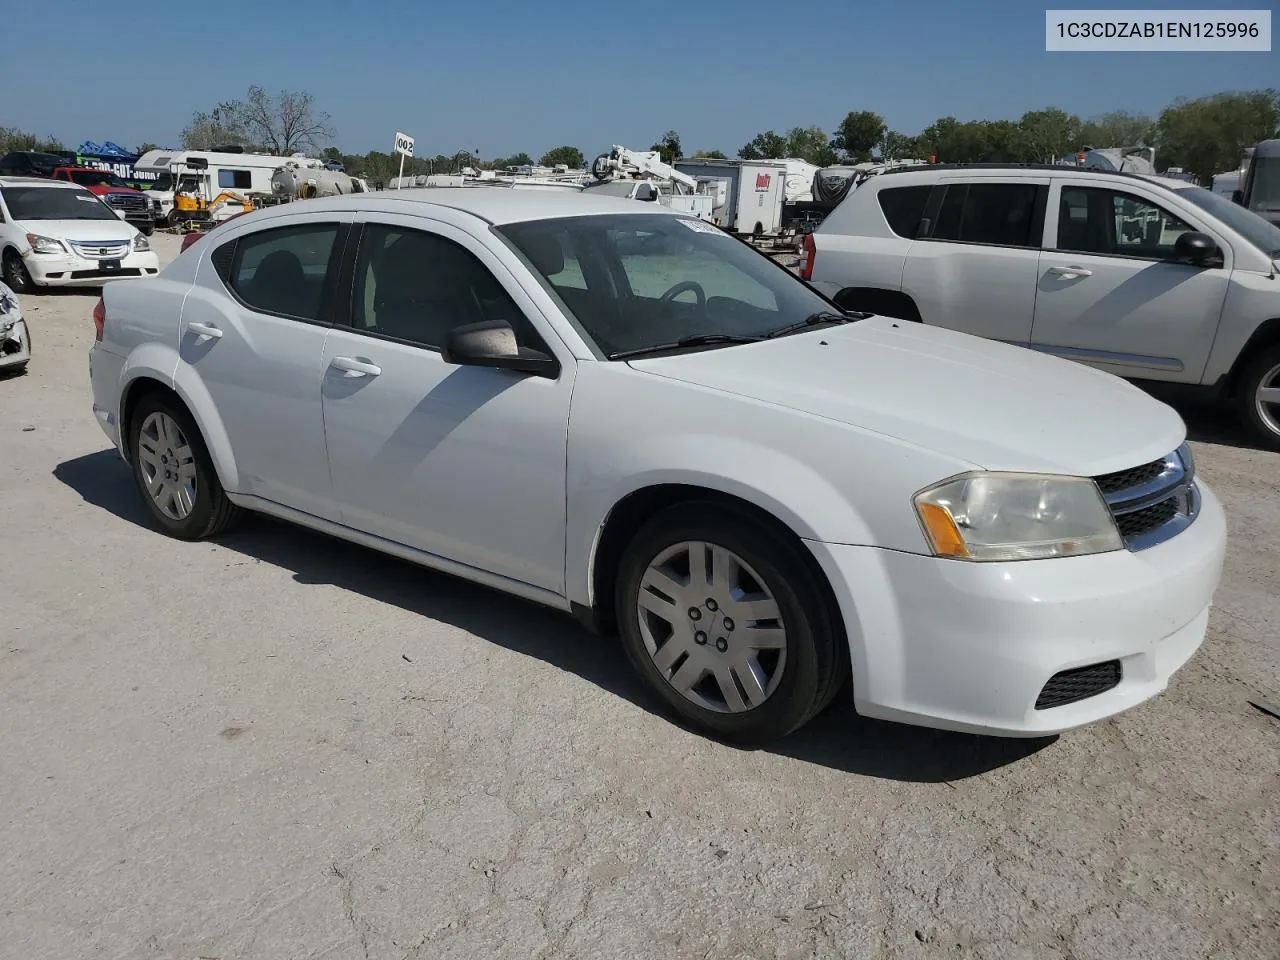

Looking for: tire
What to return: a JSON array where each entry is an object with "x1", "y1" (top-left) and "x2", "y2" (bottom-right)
[
  {"x1": 128, "y1": 393, "x2": 240, "y2": 540},
  {"x1": 1236, "y1": 344, "x2": 1280, "y2": 451},
  {"x1": 615, "y1": 501, "x2": 846, "y2": 744},
  {"x1": 2, "y1": 250, "x2": 33, "y2": 294},
  {"x1": 139, "y1": 222, "x2": 156, "y2": 237}
]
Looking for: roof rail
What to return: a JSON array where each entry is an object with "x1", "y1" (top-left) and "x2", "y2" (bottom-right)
[{"x1": 879, "y1": 162, "x2": 1162, "y2": 183}]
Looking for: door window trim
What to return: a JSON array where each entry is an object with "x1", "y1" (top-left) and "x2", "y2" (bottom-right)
[
  {"x1": 216, "y1": 220, "x2": 353, "y2": 327},
  {"x1": 334, "y1": 220, "x2": 557, "y2": 360},
  {"x1": 916, "y1": 181, "x2": 1049, "y2": 250}
]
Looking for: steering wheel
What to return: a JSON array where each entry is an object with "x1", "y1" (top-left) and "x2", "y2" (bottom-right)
[{"x1": 659, "y1": 280, "x2": 706, "y2": 310}]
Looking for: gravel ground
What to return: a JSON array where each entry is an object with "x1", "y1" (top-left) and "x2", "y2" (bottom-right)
[{"x1": 1, "y1": 231, "x2": 1277, "y2": 960}]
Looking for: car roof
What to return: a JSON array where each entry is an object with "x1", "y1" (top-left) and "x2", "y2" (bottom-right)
[
  {"x1": 873, "y1": 163, "x2": 1184, "y2": 190},
  {"x1": 236, "y1": 187, "x2": 676, "y2": 227},
  {"x1": 0, "y1": 176, "x2": 87, "y2": 190}
]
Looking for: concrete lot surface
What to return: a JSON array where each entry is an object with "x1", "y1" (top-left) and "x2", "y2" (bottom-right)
[{"x1": 1, "y1": 232, "x2": 1277, "y2": 960}]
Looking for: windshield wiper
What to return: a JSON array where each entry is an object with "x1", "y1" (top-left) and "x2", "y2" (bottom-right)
[
  {"x1": 608, "y1": 333, "x2": 763, "y2": 360},
  {"x1": 764, "y1": 310, "x2": 862, "y2": 339}
]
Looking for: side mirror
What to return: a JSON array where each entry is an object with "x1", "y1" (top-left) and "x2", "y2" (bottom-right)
[
  {"x1": 1231, "y1": 189, "x2": 1244, "y2": 205},
  {"x1": 1173, "y1": 232, "x2": 1223, "y2": 267},
  {"x1": 441, "y1": 319, "x2": 559, "y2": 377}
]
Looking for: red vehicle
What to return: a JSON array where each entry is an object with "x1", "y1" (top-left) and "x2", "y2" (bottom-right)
[
  {"x1": 51, "y1": 167, "x2": 157, "y2": 235},
  {"x1": 180, "y1": 210, "x2": 251, "y2": 253}
]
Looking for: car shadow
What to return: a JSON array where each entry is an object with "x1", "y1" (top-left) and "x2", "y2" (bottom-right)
[
  {"x1": 52, "y1": 449, "x2": 1055, "y2": 783},
  {"x1": 1135, "y1": 385, "x2": 1274, "y2": 453}
]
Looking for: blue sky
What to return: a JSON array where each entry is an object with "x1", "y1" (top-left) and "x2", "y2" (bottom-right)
[{"x1": 6, "y1": 0, "x2": 1275, "y2": 158}]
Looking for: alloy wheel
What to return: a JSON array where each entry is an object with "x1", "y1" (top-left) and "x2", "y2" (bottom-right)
[
  {"x1": 635, "y1": 540, "x2": 788, "y2": 713},
  {"x1": 137, "y1": 411, "x2": 198, "y2": 521},
  {"x1": 1255, "y1": 361, "x2": 1280, "y2": 439}
]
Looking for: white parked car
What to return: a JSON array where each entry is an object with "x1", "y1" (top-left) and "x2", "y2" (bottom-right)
[
  {"x1": 89, "y1": 190, "x2": 1226, "y2": 743},
  {"x1": 0, "y1": 280, "x2": 30, "y2": 373},
  {"x1": 802, "y1": 164, "x2": 1280, "y2": 449},
  {"x1": 0, "y1": 177, "x2": 161, "y2": 293}
]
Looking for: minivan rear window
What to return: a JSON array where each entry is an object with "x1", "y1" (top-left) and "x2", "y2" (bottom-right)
[{"x1": 877, "y1": 185, "x2": 932, "y2": 238}]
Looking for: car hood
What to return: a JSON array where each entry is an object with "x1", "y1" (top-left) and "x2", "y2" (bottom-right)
[
  {"x1": 17, "y1": 218, "x2": 135, "y2": 243},
  {"x1": 626, "y1": 316, "x2": 1186, "y2": 476}
]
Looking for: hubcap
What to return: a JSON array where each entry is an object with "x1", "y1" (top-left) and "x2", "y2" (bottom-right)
[
  {"x1": 636, "y1": 540, "x2": 787, "y2": 714},
  {"x1": 1256, "y1": 362, "x2": 1280, "y2": 438},
  {"x1": 137, "y1": 412, "x2": 197, "y2": 521}
]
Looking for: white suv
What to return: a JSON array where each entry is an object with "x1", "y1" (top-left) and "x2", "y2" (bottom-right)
[
  {"x1": 803, "y1": 165, "x2": 1280, "y2": 448},
  {"x1": 89, "y1": 189, "x2": 1225, "y2": 743},
  {"x1": 0, "y1": 177, "x2": 161, "y2": 293}
]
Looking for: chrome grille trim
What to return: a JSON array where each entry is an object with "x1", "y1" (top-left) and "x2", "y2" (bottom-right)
[
  {"x1": 1095, "y1": 444, "x2": 1199, "y2": 551},
  {"x1": 70, "y1": 240, "x2": 131, "y2": 260}
]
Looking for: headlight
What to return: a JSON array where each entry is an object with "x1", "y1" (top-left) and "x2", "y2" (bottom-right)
[
  {"x1": 25, "y1": 233, "x2": 66, "y2": 254},
  {"x1": 914, "y1": 472, "x2": 1122, "y2": 562},
  {"x1": 0, "y1": 319, "x2": 14, "y2": 336},
  {"x1": 133, "y1": 234, "x2": 151, "y2": 252}
]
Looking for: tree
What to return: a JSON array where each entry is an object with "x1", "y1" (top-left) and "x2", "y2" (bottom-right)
[
  {"x1": 739, "y1": 130, "x2": 789, "y2": 160},
  {"x1": 651, "y1": 130, "x2": 682, "y2": 164},
  {"x1": 539, "y1": 145, "x2": 584, "y2": 168},
  {"x1": 832, "y1": 111, "x2": 886, "y2": 162},
  {"x1": 135, "y1": 142, "x2": 159, "y2": 155},
  {"x1": 181, "y1": 102, "x2": 249, "y2": 150},
  {"x1": 495, "y1": 152, "x2": 533, "y2": 168},
  {"x1": 1018, "y1": 108, "x2": 1081, "y2": 162},
  {"x1": 692, "y1": 149, "x2": 728, "y2": 159},
  {"x1": 878, "y1": 130, "x2": 926, "y2": 161},
  {"x1": 1078, "y1": 110, "x2": 1156, "y2": 148},
  {"x1": 1157, "y1": 90, "x2": 1279, "y2": 180},
  {"x1": 182, "y1": 87, "x2": 335, "y2": 154},
  {"x1": 785, "y1": 126, "x2": 838, "y2": 166}
]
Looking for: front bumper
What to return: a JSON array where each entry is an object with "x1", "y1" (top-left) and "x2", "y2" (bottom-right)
[
  {"x1": 808, "y1": 481, "x2": 1227, "y2": 737},
  {"x1": 0, "y1": 319, "x2": 30, "y2": 369},
  {"x1": 24, "y1": 249, "x2": 160, "y2": 287}
]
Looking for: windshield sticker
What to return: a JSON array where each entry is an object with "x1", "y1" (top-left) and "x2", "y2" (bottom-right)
[
  {"x1": 76, "y1": 195, "x2": 99, "y2": 202},
  {"x1": 677, "y1": 218, "x2": 726, "y2": 235}
]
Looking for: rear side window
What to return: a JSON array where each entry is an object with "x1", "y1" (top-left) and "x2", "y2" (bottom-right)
[
  {"x1": 877, "y1": 185, "x2": 932, "y2": 238},
  {"x1": 218, "y1": 169, "x2": 253, "y2": 190},
  {"x1": 931, "y1": 183, "x2": 1041, "y2": 248},
  {"x1": 228, "y1": 223, "x2": 340, "y2": 322}
]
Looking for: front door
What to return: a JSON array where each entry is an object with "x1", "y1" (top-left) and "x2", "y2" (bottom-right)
[
  {"x1": 179, "y1": 214, "x2": 352, "y2": 520},
  {"x1": 1029, "y1": 179, "x2": 1231, "y2": 383},
  {"x1": 319, "y1": 214, "x2": 574, "y2": 594}
]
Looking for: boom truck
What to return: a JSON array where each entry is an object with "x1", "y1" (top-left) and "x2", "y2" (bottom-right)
[{"x1": 586, "y1": 146, "x2": 715, "y2": 221}]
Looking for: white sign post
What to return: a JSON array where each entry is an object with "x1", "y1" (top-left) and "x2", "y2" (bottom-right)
[{"x1": 393, "y1": 131, "x2": 415, "y2": 189}]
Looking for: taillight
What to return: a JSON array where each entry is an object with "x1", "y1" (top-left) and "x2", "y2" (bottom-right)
[
  {"x1": 93, "y1": 298, "x2": 105, "y2": 341},
  {"x1": 799, "y1": 232, "x2": 816, "y2": 281}
]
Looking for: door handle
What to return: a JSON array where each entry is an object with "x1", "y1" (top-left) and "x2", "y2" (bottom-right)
[
  {"x1": 186, "y1": 321, "x2": 223, "y2": 340},
  {"x1": 330, "y1": 356, "x2": 382, "y2": 378},
  {"x1": 1047, "y1": 265, "x2": 1093, "y2": 278}
]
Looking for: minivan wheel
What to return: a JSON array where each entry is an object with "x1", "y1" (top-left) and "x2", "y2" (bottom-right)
[
  {"x1": 616, "y1": 502, "x2": 845, "y2": 744},
  {"x1": 128, "y1": 394, "x2": 240, "y2": 539},
  {"x1": 3, "y1": 250, "x2": 33, "y2": 294},
  {"x1": 1237, "y1": 345, "x2": 1280, "y2": 451}
]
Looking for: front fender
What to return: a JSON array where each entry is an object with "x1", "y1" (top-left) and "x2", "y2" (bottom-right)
[{"x1": 566, "y1": 432, "x2": 878, "y2": 609}]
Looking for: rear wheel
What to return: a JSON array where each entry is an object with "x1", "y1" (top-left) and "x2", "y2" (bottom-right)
[
  {"x1": 128, "y1": 393, "x2": 240, "y2": 539},
  {"x1": 616, "y1": 502, "x2": 845, "y2": 744},
  {"x1": 1237, "y1": 345, "x2": 1280, "y2": 451}
]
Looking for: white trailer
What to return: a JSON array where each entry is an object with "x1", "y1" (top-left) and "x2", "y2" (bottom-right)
[{"x1": 673, "y1": 158, "x2": 790, "y2": 237}]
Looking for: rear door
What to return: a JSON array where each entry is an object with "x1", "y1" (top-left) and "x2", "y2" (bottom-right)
[
  {"x1": 902, "y1": 177, "x2": 1049, "y2": 343},
  {"x1": 1029, "y1": 179, "x2": 1231, "y2": 383},
  {"x1": 178, "y1": 212, "x2": 353, "y2": 519}
]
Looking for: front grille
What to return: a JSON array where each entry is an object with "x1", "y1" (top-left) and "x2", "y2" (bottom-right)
[
  {"x1": 1036, "y1": 661, "x2": 1122, "y2": 709},
  {"x1": 105, "y1": 193, "x2": 148, "y2": 213},
  {"x1": 1094, "y1": 457, "x2": 1167, "y2": 496},
  {"x1": 1093, "y1": 446, "x2": 1198, "y2": 551},
  {"x1": 71, "y1": 241, "x2": 131, "y2": 260}
]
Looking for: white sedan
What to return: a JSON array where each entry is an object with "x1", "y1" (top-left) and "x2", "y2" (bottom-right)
[
  {"x1": 88, "y1": 189, "x2": 1227, "y2": 743},
  {"x1": 0, "y1": 177, "x2": 160, "y2": 292},
  {"x1": 0, "y1": 280, "x2": 29, "y2": 373}
]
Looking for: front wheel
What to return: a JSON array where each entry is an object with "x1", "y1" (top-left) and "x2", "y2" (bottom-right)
[
  {"x1": 1237, "y1": 345, "x2": 1280, "y2": 451},
  {"x1": 2, "y1": 250, "x2": 34, "y2": 294},
  {"x1": 616, "y1": 502, "x2": 846, "y2": 744},
  {"x1": 139, "y1": 222, "x2": 156, "y2": 237},
  {"x1": 128, "y1": 393, "x2": 240, "y2": 540}
]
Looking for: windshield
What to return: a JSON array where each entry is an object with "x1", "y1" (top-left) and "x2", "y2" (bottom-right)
[
  {"x1": 2, "y1": 186, "x2": 122, "y2": 222},
  {"x1": 1246, "y1": 156, "x2": 1280, "y2": 211},
  {"x1": 150, "y1": 173, "x2": 173, "y2": 191},
  {"x1": 1177, "y1": 184, "x2": 1280, "y2": 258},
  {"x1": 496, "y1": 213, "x2": 838, "y2": 357},
  {"x1": 67, "y1": 170, "x2": 129, "y2": 188}
]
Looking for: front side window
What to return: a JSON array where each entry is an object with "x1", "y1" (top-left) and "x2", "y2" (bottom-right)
[
  {"x1": 498, "y1": 213, "x2": 838, "y2": 358},
  {"x1": 931, "y1": 183, "x2": 1040, "y2": 247},
  {"x1": 2, "y1": 186, "x2": 120, "y2": 221},
  {"x1": 229, "y1": 223, "x2": 339, "y2": 321},
  {"x1": 351, "y1": 224, "x2": 540, "y2": 350},
  {"x1": 1057, "y1": 186, "x2": 1194, "y2": 259}
]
